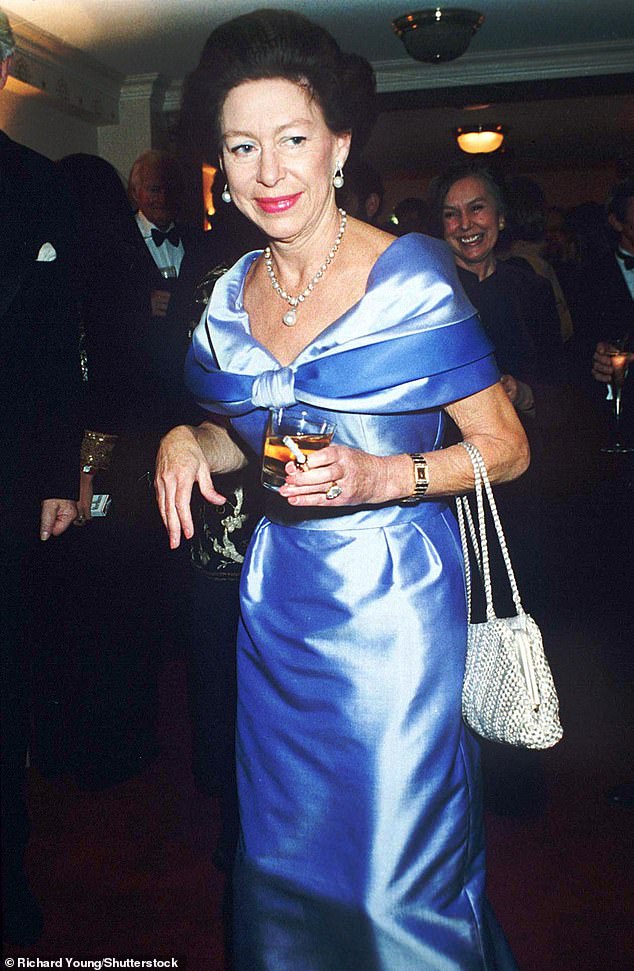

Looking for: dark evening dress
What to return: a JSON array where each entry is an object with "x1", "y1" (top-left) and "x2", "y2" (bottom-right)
[{"x1": 186, "y1": 234, "x2": 517, "y2": 970}]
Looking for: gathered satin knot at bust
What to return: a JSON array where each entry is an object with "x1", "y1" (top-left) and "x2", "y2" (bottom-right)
[{"x1": 251, "y1": 367, "x2": 297, "y2": 409}]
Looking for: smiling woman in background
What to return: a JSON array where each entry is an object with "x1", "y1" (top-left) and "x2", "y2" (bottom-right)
[
  {"x1": 155, "y1": 10, "x2": 527, "y2": 969},
  {"x1": 429, "y1": 163, "x2": 563, "y2": 420}
]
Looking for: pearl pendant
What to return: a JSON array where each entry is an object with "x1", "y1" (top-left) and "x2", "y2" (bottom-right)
[{"x1": 263, "y1": 209, "x2": 347, "y2": 329}]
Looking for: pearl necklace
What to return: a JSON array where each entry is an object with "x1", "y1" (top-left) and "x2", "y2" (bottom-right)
[{"x1": 263, "y1": 209, "x2": 347, "y2": 327}]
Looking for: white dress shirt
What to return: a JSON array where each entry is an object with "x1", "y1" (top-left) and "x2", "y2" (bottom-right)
[
  {"x1": 615, "y1": 249, "x2": 634, "y2": 301},
  {"x1": 135, "y1": 210, "x2": 184, "y2": 277}
]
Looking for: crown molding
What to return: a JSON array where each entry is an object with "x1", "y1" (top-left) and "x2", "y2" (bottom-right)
[
  {"x1": 164, "y1": 79, "x2": 183, "y2": 114},
  {"x1": 9, "y1": 15, "x2": 122, "y2": 125},
  {"x1": 120, "y1": 74, "x2": 158, "y2": 103},
  {"x1": 8, "y1": 18, "x2": 631, "y2": 128},
  {"x1": 121, "y1": 73, "x2": 171, "y2": 112},
  {"x1": 375, "y1": 39, "x2": 634, "y2": 93},
  {"x1": 156, "y1": 39, "x2": 634, "y2": 114}
]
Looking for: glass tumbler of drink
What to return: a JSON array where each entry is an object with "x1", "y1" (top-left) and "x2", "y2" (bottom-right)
[{"x1": 261, "y1": 409, "x2": 336, "y2": 492}]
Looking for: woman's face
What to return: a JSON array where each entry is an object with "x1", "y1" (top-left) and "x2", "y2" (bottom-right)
[
  {"x1": 441, "y1": 176, "x2": 503, "y2": 275},
  {"x1": 219, "y1": 77, "x2": 350, "y2": 245}
]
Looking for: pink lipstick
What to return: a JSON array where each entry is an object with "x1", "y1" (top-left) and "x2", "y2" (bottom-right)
[{"x1": 255, "y1": 192, "x2": 302, "y2": 214}]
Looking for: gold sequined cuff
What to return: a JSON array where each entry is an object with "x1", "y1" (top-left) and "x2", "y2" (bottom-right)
[{"x1": 80, "y1": 430, "x2": 118, "y2": 473}]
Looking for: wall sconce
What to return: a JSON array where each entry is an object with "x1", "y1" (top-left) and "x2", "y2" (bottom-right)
[
  {"x1": 202, "y1": 163, "x2": 217, "y2": 229},
  {"x1": 392, "y1": 8, "x2": 484, "y2": 63},
  {"x1": 456, "y1": 125, "x2": 505, "y2": 154}
]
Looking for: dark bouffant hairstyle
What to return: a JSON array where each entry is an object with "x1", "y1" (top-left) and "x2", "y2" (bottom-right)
[
  {"x1": 179, "y1": 9, "x2": 377, "y2": 163},
  {"x1": 426, "y1": 161, "x2": 506, "y2": 239}
]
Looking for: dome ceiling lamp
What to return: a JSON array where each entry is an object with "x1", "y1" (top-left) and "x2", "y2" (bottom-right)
[
  {"x1": 456, "y1": 125, "x2": 505, "y2": 154},
  {"x1": 392, "y1": 8, "x2": 485, "y2": 64}
]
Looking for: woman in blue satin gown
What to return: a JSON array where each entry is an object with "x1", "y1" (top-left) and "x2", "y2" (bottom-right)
[{"x1": 156, "y1": 11, "x2": 528, "y2": 969}]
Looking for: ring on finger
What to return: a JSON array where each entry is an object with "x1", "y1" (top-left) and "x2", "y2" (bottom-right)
[{"x1": 325, "y1": 481, "x2": 342, "y2": 501}]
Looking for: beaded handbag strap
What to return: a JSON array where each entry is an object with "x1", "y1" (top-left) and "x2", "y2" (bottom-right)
[
  {"x1": 456, "y1": 440, "x2": 524, "y2": 622},
  {"x1": 456, "y1": 476, "x2": 480, "y2": 621}
]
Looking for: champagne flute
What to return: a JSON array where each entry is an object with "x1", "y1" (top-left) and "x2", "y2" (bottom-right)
[{"x1": 602, "y1": 336, "x2": 633, "y2": 453}]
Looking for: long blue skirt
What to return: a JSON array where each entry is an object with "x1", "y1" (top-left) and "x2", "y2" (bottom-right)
[{"x1": 232, "y1": 504, "x2": 517, "y2": 970}]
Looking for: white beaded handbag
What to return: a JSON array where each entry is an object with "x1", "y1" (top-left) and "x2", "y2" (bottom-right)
[{"x1": 456, "y1": 441, "x2": 563, "y2": 749}]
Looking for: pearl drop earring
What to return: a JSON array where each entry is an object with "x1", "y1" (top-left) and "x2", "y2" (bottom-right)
[
  {"x1": 221, "y1": 184, "x2": 232, "y2": 204},
  {"x1": 332, "y1": 163, "x2": 344, "y2": 190}
]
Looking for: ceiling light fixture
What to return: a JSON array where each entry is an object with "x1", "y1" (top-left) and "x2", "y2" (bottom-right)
[
  {"x1": 456, "y1": 125, "x2": 505, "y2": 154},
  {"x1": 392, "y1": 8, "x2": 484, "y2": 63}
]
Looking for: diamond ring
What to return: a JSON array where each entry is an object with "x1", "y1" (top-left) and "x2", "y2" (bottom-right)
[{"x1": 325, "y1": 482, "x2": 342, "y2": 500}]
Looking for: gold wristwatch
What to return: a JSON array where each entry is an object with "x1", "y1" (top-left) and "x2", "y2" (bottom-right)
[{"x1": 401, "y1": 453, "x2": 429, "y2": 504}]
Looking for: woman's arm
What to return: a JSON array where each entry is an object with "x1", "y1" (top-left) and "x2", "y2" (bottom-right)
[
  {"x1": 427, "y1": 381, "x2": 530, "y2": 495},
  {"x1": 281, "y1": 382, "x2": 529, "y2": 507},
  {"x1": 155, "y1": 420, "x2": 248, "y2": 548}
]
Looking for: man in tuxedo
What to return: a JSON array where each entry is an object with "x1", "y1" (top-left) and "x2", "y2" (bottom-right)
[
  {"x1": 588, "y1": 181, "x2": 634, "y2": 809},
  {"x1": 588, "y1": 180, "x2": 634, "y2": 441},
  {"x1": 1, "y1": 8, "x2": 81, "y2": 945},
  {"x1": 576, "y1": 179, "x2": 634, "y2": 352},
  {"x1": 77, "y1": 149, "x2": 218, "y2": 524},
  {"x1": 66, "y1": 149, "x2": 224, "y2": 792},
  {"x1": 127, "y1": 148, "x2": 217, "y2": 326}
]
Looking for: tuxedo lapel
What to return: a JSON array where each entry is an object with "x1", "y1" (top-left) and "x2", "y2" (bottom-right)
[
  {"x1": 0, "y1": 133, "x2": 41, "y2": 317},
  {"x1": 0, "y1": 244, "x2": 29, "y2": 318}
]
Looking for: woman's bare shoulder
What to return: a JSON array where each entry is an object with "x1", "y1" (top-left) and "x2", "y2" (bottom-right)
[{"x1": 342, "y1": 218, "x2": 397, "y2": 273}]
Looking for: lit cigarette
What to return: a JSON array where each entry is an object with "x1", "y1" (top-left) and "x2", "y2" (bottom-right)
[{"x1": 282, "y1": 435, "x2": 307, "y2": 467}]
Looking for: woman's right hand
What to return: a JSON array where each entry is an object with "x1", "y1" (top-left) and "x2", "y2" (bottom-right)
[{"x1": 154, "y1": 424, "x2": 227, "y2": 548}]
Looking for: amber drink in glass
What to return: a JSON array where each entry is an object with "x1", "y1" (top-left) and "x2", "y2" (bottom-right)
[{"x1": 262, "y1": 410, "x2": 336, "y2": 491}]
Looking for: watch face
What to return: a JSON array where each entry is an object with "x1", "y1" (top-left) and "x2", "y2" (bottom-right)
[
  {"x1": 411, "y1": 457, "x2": 429, "y2": 496},
  {"x1": 401, "y1": 454, "x2": 429, "y2": 502}
]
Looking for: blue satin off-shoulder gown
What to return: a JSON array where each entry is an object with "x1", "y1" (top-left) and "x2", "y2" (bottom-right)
[{"x1": 186, "y1": 235, "x2": 518, "y2": 970}]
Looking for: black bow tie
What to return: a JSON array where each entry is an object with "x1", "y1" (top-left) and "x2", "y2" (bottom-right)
[
  {"x1": 151, "y1": 227, "x2": 180, "y2": 248},
  {"x1": 616, "y1": 250, "x2": 634, "y2": 271}
]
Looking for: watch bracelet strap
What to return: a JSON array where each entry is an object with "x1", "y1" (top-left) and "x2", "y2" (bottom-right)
[{"x1": 401, "y1": 452, "x2": 429, "y2": 504}]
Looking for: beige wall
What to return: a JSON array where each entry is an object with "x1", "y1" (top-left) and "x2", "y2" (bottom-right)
[
  {"x1": 0, "y1": 84, "x2": 98, "y2": 159},
  {"x1": 531, "y1": 167, "x2": 618, "y2": 209},
  {"x1": 1, "y1": 82, "x2": 164, "y2": 188},
  {"x1": 97, "y1": 98, "x2": 154, "y2": 185}
]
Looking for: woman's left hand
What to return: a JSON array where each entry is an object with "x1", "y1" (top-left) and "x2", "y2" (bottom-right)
[{"x1": 278, "y1": 444, "x2": 411, "y2": 507}]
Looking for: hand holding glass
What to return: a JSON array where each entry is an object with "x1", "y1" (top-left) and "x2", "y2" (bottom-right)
[
  {"x1": 262, "y1": 410, "x2": 336, "y2": 492},
  {"x1": 602, "y1": 341, "x2": 632, "y2": 453}
]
